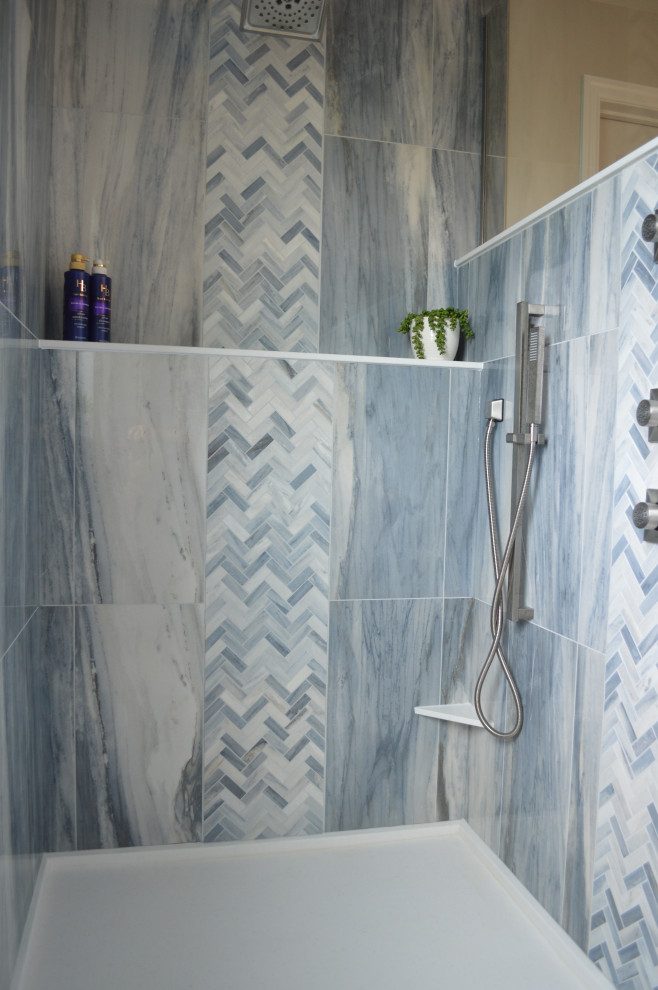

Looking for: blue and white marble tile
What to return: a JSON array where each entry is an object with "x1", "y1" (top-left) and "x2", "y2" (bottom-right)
[
  {"x1": 85, "y1": 0, "x2": 208, "y2": 119},
  {"x1": 545, "y1": 193, "x2": 592, "y2": 344},
  {"x1": 331, "y1": 362, "x2": 450, "y2": 601},
  {"x1": 562, "y1": 645, "x2": 605, "y2": 951},
  {"x1": 523, "y1": 337, "x2": 587, "y2": 641},
  {"x1": 589, "y1": 152, "x2": 658, "y2": 990},
  {"x1": 52, "y1": 0, "x2": 87, "y2": 109},
  {"x1": 40, "y1": 350, "x2": 76, "y2": 605},
  {"x1": 48, "y1": 108, "x2": 205, "y2": 345},
  {"x1": 75, "y1": 351, "x2": 207, "y2": 604},
  {"x1": 0, "y1": 615, "x2": 43, "y2": 989},
  {"x1": 319, "y1": 137, "x2": 430, "y2": 356},
  {"x1": 45, "y1": 107, "x2": 85, "y2": 338},
  {"x1": 75, "y1": 604, "x2": 204, "y2": 849},
  {"x1": 501, "y1": 621, "x2": 579, "y2": 925},
  {"x1": 325, "y1": 0, "x2": 433, "y2": 145},
  {"x1": 204, "y1": 356, "x2": 332, "y2": 841},
  {"x1": 437, "y1": 597, "x2": 507, "y2": 855},
  {"x1": 428, "y1": 149, "x2": 481, "y2": 308},
  {"x1": 0, "y1": 331, "x2": 40, "y2": 609},
  {"x1": 432, "y1": 0, "x2": 483, "y2": 154},
  {"x1": 0, "y1": 654, "x2": 15, "y2": 990},
  {"x1": 37, "y1": 607, "x2": 76, "y2": 852},
  {"x1": 202, "y1": 0, "x2": 323, "y2": 351},
  {"x1": 0, "y1": 0, "x2": 53, "y2": 340},
  {"x1": 466, "y1": 235, "x2": 523, "y2": 363},
  {"x1": 588, "y1": 176, "x2": 621, "y2": 337},
  {"x1": 444, "y1": 370, "x2": 481, "y2": 597},
  {"x1": 325, "y1": 598, "x2": 443, "y2": 831},
  {"x1": 578, "y1": 330, "x2": 618, "y2": 652}
]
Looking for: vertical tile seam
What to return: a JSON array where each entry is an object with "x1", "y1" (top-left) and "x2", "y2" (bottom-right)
[{"x1": 200, "y1": 354, "x2": 210, "y2": 838}]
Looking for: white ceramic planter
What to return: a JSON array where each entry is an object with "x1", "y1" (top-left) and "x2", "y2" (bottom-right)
[{"x1": 409, "y1": 316, "x2": 460, "y2": 361}]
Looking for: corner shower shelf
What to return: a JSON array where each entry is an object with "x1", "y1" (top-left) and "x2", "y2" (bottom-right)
[{"x1": 414, "y1": 702, "x2": 485, "y2": 727}]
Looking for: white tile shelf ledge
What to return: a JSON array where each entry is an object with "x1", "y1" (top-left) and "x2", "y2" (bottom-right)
[
  {"x1": 39, "y1": 339, "x2": 483, "y2": 368},
  {"x1": 415, "y1": 701, "x2": 486, "y2": 727}
]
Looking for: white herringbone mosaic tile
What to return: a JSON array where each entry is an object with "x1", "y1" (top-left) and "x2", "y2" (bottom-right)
[
  {"x1": 204, "y1": 357, "x2": 332, "y2": 840},
  {"x1": 589, "y1": 152, "x2": 658, "y2": 990},
  {"x1": 203, "y1": 0, "x2": 323, "y2": 351}
]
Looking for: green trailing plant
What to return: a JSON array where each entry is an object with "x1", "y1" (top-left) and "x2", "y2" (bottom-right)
[{"x1": 397, "y1": 307, "x2": 473, "y2": 359}]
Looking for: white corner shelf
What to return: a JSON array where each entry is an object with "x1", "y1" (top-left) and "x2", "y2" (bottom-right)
[{"x1": 414, "y1": 702, "x2": 485, "y2": 728}]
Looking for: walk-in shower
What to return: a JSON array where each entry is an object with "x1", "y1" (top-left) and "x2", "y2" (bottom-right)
[{"x1": 475, "y1": 302, "x2": 547, "y2": 739}]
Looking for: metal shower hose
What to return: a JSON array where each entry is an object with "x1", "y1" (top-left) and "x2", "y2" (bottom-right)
[{"x1": 474, "y1": 418, "x2": 538, "y2": 740}]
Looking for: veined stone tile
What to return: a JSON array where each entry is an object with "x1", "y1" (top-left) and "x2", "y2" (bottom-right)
[
  {"x1": 437, "y1": 597, "x2": 506, "y2": 856},
  {"x1": 75, "y1": 351, "x2": 207, "y2": 605},
  {"x1": 75, "y1": 604, "x2": 204, "y2": 849},
  {"x1": 204, "y1": 356, "x2": 332, "y2": 841},
  {"x1": 326, "y1": 0, "x2": 433, "y2": 145},
  {"x1": 501, "y1": 621, "x2": 579, "y2": 926},
  {"x1": 319, "y1": 137, "x2": 429, "y2": 357},
  {"x1": 331, "y1": 361, "x2": 449, "y2": 601},
  {"x1": 325, "y1": 597, "x2": 442, "y2": 831}
]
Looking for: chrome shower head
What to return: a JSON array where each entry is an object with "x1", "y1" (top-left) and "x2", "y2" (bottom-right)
[{"x1": 240, "y1": 0, "x2": 327, "y2": 40}]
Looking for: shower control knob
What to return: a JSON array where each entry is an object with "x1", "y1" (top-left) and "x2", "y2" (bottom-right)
[
  {"x1": 636, "y1": 398, "x2": 658, "y2": 427},
  {"x1": 642, "y1": 212, "x2": 658, "y2": 242},
  {"x1": 637, "y1": 390, "x2": 658, "y2": 442},
  {"x1": 642, "y1": 210, "x2": 658, "y2": 262},
  {"x1": 633, "y1": 501, "x2": 658, "y2": 530},
  {"x1": 633, "y1": 490, "x2": 658, "y2": 542}
]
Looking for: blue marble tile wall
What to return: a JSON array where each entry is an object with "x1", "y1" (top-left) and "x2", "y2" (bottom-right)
[
  {"x1": 435, "y1": 172, "x2": 623, "y2": 952},
  {"x1": 39, "y1": 349, "x2": 208, "y2": 851},
  {"x1": 0, "y1": 0, "x2": 56, "y2": 986},
  {"x1": 325, "y1": 362, "x2": 482, "y2": 830},
  {"x1": 589, "y1": 151, "x2": 658, "y2": 990},
  {"x1": 321, "y1": 0, "x2": 482, "y2": 356},
  {"x1": 203, "y1": 0, "x2": 482, "y2": 355},
  {"x1": 204, "y1": 356, "x2": 483, "y2": 840},
  {"x1": 47, "y1": 0, "x2": 208, "y2": 345}
]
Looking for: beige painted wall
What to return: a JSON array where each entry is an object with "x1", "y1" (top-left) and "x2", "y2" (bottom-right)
[{"x1": 505, "y1": 0, "x2": 658, "y2": 226}]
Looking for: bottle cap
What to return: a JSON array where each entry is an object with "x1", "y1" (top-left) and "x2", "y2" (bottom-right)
[
  {"x1": 69, "y1": 253, "x2": 89, "y2": 271},
  {"x1": 91, "y1": 260, "x2": 108, "y2": 274}
]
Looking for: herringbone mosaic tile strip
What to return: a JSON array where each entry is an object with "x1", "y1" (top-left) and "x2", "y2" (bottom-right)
[
  {"x1": 589, "y1": 153, "x2": 658, "y2": 990},
  {"x1": 204, "y1": 356, "x2": 332, "y2": 840},
  {"x1": 203, "y1": 0, "x2": 323, "y2": 351}
]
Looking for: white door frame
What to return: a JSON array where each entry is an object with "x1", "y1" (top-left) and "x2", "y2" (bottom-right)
[{"x1": 580, "y1": 75, "x2": 658, "y2": 179}]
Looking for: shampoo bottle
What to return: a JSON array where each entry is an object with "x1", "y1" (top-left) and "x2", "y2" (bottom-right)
[
  {"x1": 63, "y1": 253, "x2": 90, "y2": 341},
  {"x1": 89, "y1": 260, "x2": 111, "y2": 342}
]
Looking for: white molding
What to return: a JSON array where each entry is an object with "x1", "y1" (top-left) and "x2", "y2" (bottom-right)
[{"x1": 581, "y1": 75, "x2": 658, "y2": 180}]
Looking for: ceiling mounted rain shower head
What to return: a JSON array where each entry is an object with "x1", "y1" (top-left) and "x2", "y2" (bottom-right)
[{"x1": 240, "y1": 0, "x2": 327, "y2": 40}]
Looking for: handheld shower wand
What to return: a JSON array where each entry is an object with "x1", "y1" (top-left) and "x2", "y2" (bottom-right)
[{"x1": 475, "y1": 303, "x2": 546, "y2": 740}]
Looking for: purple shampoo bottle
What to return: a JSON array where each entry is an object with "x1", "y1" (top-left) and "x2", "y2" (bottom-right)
[
  {"x1": 89, "y1": 260, "x2": 111, "y2": 342},
  {"x1": 63, "y1": 254, "x2": 90, "y2": 341}
]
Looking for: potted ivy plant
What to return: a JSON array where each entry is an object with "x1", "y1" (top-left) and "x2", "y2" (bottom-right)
[{"x1": 397, "y1": 307, "x2": 473, "y2": 361}]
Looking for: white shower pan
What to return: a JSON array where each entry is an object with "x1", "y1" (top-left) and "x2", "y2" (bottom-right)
[{"x1": 12, "y1": 820, "x2": 611, "y2": 990}]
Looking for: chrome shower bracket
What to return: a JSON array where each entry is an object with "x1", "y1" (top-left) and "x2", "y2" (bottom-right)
[{"x1": 505, "y1": 302, "x2": 547, "y2": 622}]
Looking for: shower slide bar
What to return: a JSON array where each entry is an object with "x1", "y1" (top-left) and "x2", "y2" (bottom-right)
[{"x1": 416, "y1": 302, "x2": 547, "y2": 735}]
